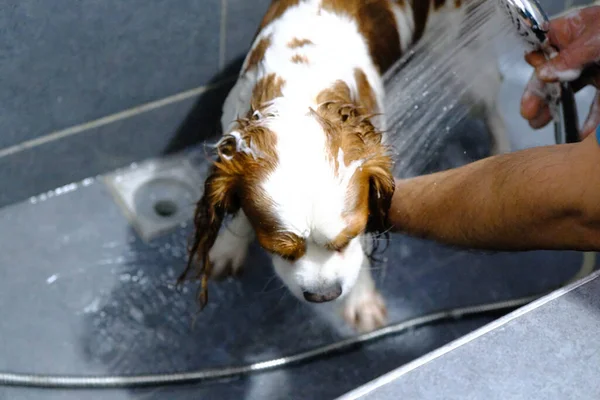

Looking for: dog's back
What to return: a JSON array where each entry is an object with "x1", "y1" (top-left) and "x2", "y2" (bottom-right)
[{"x1": 222, "y1": 0, "x2": 467, "y2": 134}]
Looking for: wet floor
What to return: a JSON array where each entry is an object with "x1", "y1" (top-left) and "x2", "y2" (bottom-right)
[
  {"x1": 0, "y1": 141, "x2": 590, "y2": 399},
  {"x1": 2, "y1": 2, "x2": 598, "y2": 395}
]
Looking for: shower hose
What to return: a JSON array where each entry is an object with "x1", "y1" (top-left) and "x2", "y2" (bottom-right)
[{"x1": 0, "y1": 251, "x2": 595, "y2": 389}]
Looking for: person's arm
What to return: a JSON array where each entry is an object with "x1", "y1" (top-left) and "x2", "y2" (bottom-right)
[{"x1": 388, "y1": 131, "x2": 600, "y2": 251}]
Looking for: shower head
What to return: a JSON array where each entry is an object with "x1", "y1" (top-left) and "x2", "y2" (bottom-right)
[
  {"x1": 496, "y1": 0, "x2": 580, "y2": 143},
  {"x1": 497, "y1": 0, "x2": 550, "y2": 51}
]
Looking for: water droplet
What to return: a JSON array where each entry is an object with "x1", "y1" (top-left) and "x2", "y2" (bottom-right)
[
  {"x1": 82, "y1": 178, "x2": 94, "y2": 186},
  {"x1": 129, "y1": 307, "x2": 144, "y2": 323}
]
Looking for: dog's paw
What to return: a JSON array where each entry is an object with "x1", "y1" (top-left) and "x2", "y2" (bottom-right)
[
  {"x1": 208, "y1": 229, "x2": 250, "y2": 280},
  {"x1": 342, "y1": 289, "x2": 387, "y2": 333}
]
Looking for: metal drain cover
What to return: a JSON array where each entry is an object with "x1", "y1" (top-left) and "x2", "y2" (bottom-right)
[{"x1": 103, "y1": 155, "x2": 204, "y2": 241}]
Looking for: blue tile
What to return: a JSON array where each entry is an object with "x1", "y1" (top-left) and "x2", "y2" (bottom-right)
[
  {"x1": 407, "y1": 248, "x2": 586, "y2": 310},
  {"x1": 1, "y1": 0, "x2": 221, "y2": 150},
  {"x1": 224, "y1": 0, "x2": 272, "y2": 66},
  {"x1": 356, "y1": 275, "x2": 600, "y2": 400},
  {"x1": 0, "y1": 82, "x2": 233, "y2": 208}
]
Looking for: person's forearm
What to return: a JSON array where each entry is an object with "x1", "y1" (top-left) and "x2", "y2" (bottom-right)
[{"x1": 389, "y1": 137, "x2": 600, "y2": 251}]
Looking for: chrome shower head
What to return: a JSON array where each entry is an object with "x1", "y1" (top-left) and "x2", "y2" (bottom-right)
[
  {"x1": 496, "y1": 0, "x2": 580, "y2": 143},
  {"x1": 497, "y1": 0, "x2": 550, "y2": 51}
]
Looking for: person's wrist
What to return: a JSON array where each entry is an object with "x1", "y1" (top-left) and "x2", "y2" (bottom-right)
[{"x1": 386, "y1": 178, "x2": 410, "y2": 234}]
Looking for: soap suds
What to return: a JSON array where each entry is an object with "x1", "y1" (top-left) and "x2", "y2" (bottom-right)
[{"x1": 547, "y1": 67, "x2": 582, "y2": 82}]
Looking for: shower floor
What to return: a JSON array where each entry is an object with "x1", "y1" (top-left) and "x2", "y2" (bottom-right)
[
  {"x1": 2, "y1": 34, "x2": 598, "y2": 399},
  {"x1": 0, "y1": 144, "x2": 589, "y2": 400}
]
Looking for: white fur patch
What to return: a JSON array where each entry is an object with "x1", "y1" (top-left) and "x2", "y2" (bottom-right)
[
  {"x1": 215, "y1": 0, "x2": 483, "y2": 331},
  {"x1": 342, "y1": 264, "x2": 387, "y2": 333},
  {"x1": 261, "y1": 104, "x2": 351, "y2": 242},
  {"x1": 272, "y1": 234, "x2": 365, "y2": 300},
  {"x1": 209, "y1": 212, "x2": 254, "y2": 277}
]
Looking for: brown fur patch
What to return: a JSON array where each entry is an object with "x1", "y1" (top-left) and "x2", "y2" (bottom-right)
[
  {"x1": 179, "y1": 123, "x2": 281, "y2": 307},
  {"x1": 291, "y1": 54, "x2": 309, "y2": 64},
  {"x1": 244, "y1": 71, "x2": 305, "y2": 261},
  {"x1": 180, "y1": 72, "x2": 290, "y2": 308},
  {"x1": 257, "y1": 231, "x2": 307, "y2": 261},
  {"x1": 288, "y1": 37, "x2": 314, "y2": 48},
  {"x1": 354, "y1": 68, "x2": 378, "y2": 115},
  {"x1": 250, "y1": 73, "x2": 285, "y2": 112},
  {"x1": 314, "y1": 80, "x2": 395, "y2": 234},
  {"x1": 244, "y1": 35, "x2": 272, "y2": 74},
  {"x1": 320, "y1": 0, "x2": 402, "y2": 73}
]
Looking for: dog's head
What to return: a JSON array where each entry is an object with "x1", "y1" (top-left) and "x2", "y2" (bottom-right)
[{"x1": 181, "y1": 77, "x2": 394, "y2": 308}]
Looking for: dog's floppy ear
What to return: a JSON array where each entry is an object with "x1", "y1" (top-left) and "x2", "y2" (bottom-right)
[
  {"x1": 178, "y1": 135, "x2": 242, "y2": 309},
  {"x1": 363, "y1": 152, "x2": 395, "y2": 234}
]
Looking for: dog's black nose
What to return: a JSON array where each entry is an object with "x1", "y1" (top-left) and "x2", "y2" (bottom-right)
[{"x1": 302, "y1": 283, "x2": 343, "y2": 303}]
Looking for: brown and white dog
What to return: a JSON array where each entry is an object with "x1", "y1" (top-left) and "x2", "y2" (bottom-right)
[{"x1": 180, "y1": 0, "x2": 507, "y2": 332}]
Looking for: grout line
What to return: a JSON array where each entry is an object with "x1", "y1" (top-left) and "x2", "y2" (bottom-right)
[
  {"x1": 0, "y1": 79, "x2": 233, "y2": 160},
  {"x1": 218, "y1": 0, "x2": 228, "y2": 69}
]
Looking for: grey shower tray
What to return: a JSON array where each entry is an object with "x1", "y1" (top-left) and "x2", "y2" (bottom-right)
[{"x1": 2, "y1": 15, "x2": 599, "y2": 399}]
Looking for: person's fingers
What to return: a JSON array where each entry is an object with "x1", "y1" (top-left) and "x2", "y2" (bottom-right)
[
  {"x1": 520, "y1": 89, "x2": 544, "y2": 120},
  {"x1": 532, "y1": 64, "x2": 600, "y2": 93},
  {"x1": 521, "y1": 74, "x2": 548, "y2": 119},
  {"x1": 524, "y1": 51, "x2": 547, "y2": 68},
  {"x1": 520, "y1": 95, "x2": 542, "y2": 120},
  {"x1": 537, "y1": 41, "x2": 593, "y2": 82},
  {"x1": 547, "y1": 11, "x2": 587, "y2": 49},
  {"x1": 529, "y1": 106, "x2": 553, "y2": 129},
  {"x1": 538, "y1": 8, "x2": 600, "y2": 82},
  {"x1": 581, "y1": 92, "x2": 600, "y2": 139},
  {"x1": 547, "y1": 6, "x2": 600, "y2": 49},
  {"x1": 521, "y1": 4, "x2": 600, "y2": 136}
]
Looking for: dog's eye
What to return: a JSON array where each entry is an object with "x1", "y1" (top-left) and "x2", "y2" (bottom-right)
[{"x1": 280, "y1": 253, "x2": 298, "y2": 262}]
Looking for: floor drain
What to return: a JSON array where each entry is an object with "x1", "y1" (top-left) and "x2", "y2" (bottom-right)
[
  {"x1": 154, "y1": 199, "x2": 178, "y2": 218},
  {"x1": 103, "y1": 156, "x2": 204, "y2": 241}
]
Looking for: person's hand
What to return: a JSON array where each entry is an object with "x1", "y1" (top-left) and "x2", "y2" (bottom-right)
[{"x1": 520, "y1": 5, "x2": 600, "y2": 139}]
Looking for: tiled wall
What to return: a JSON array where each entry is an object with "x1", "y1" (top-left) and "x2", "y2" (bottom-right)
[
  {"x1": 1, "y1": 0, "x2": 589, "y2": 208},
  {"x1": 0, "y1": 0, "x2": 271, "y2": 208}
]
